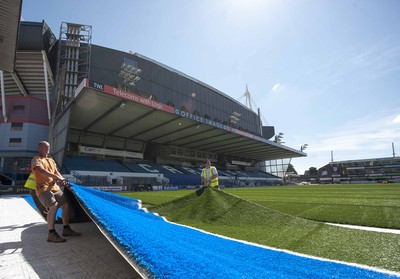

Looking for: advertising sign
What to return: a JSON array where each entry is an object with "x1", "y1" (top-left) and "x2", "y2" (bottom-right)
[
  {"x1": 87, "y1": 79, "x2": 174, "y2": 114},
  {"x1": 79, "y1": 145, "x2": 143, "y2": 159}
]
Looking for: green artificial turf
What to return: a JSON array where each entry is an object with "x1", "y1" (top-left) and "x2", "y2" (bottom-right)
[
  {"x1": 121, "y1": 183, "x2": 400, "y2": 229},
  {"x1": 119, "y1": 184, "x2": 400, "y2": 272},
  {"x1": 224, "y1": 184, "x2": 400, "y2": 229}
]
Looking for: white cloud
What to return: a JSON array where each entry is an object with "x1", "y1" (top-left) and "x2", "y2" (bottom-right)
[
  {"x1": 392, "y1": 115, "x2": 400, "y2": 124},
  {"x1": 290, "y1": 108, "x2": 400, "y2": 174},
  {"x1": 271, "y1": 83, "x2": 284, "y2": 93},
  {"x1": 317, "y1": 112, "x2": 400, "y2": 152},
  {"x1": 304, "y1": 40, "x2": 400, "y2": 90}
]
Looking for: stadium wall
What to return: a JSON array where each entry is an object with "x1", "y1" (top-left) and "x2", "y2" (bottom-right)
[
  {"x1": 0, "y1": 96, "x2": 49, "y2": 159},
  {"x1": 89, "y1": 45, "x2": 265, "y2": 138}
]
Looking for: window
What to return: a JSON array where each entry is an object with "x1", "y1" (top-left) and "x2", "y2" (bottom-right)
[
  {"x1": 11, "y1": 123, "x2": 23, "y2": 131},
  {"x1": 170, "y1": 147, "x2": 177, "y2": 155},
  {"x1": 9, "y1": 138, "x2": 22, "y2": 147},
  {"x1": 13, "y1": 105, "x2": 25, "y2": 114}
]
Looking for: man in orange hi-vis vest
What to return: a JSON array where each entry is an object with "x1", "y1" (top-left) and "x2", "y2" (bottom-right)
[
  {"x1": 31, "y1": 141, "x2": 81, "y2": 243},
  {"x1": 201, "y1": 159, "x2": 219, "y2": 189}
]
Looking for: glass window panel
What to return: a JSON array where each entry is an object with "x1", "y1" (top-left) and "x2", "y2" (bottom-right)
[
  {"x1": 11, "y1": 123, "x2": 23, "y2": 131},
  {"x1": 13, "y1": 105, "x2": 25, "y2": 114},
  {"x1": 9, "y1": 138, "x2": 22, "y2": 147}
]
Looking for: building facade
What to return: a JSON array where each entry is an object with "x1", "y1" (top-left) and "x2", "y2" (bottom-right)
[
  {"x1": 1, "y1": 21, "x2": 304, "y2": 186},
  {"x1": 0, "y1": 21, "x2": 58, "y2": 184},
  {"x1": 318, "y1": 157, "x2": 400, "y2": 183}
]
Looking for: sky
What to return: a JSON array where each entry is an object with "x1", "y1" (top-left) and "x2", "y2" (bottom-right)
[{"x1": 21, "y1": 0, "x2": 400, "y2": 174}]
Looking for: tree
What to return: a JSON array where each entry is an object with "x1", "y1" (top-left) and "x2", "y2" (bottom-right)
[
  {"x1": 286, "y1": 163, "x2": 297, "y2": 175},
  {"x1": 308, "y1": 167, "x2": 318, "y2": 176}
]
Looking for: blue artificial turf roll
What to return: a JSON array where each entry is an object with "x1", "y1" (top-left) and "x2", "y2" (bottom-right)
[{"x1": 70, "y1": 185, "x2": 399, "y2": 279}]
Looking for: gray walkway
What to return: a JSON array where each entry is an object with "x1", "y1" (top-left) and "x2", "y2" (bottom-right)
[{"x1": 0, "y1": 195, "x2": 142, "y2": 279}]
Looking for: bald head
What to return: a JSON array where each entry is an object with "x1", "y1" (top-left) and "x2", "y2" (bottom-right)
[
  {"x1": 204, "y1": 159, "x2": 211, "y2": 168},
  {"x1": 38, "y1": 141, "x2": 50, "y2": 157},
  {"x1": 38, "y1": 141, "x2": 50, "y2": 148}
]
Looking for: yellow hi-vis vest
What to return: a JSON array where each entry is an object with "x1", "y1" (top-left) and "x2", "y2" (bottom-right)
[
  {"x1": 202, "y1": 166, "x2": 219, "y2": 187},
  {"x1": 24, "y1": 173, "x2": 36, "y2": 190}
]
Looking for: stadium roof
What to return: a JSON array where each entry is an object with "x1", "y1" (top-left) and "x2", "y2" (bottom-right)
[
  {"x1": 0, "y1": 0, "x2": 22, "y2": 72},
  {"x1": 0, "y1": 18, "x2": 55, "y2": 98},
  {"x1": 66, "y1": 79, "x2": 305, "y2": 162},
  {"x1": 1, "y1": 51, "x2": 54, "y2": 97}
]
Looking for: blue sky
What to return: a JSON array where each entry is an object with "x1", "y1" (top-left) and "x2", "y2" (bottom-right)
[{"x1": 22, "y1": 0, "x2": 400, "y2": 174}]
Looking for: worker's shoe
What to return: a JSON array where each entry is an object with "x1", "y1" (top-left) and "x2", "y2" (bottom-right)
[
  {"x1": 47, "y1": 231, "x2": 66, "y2": 243},
  {"x1": 62, "y1": 226, "x2": 82, "y2": 237}
]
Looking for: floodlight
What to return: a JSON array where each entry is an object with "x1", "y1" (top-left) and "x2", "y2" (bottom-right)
[{"x1": 300, "y1": 144, "x2": 308, "y2": 152}]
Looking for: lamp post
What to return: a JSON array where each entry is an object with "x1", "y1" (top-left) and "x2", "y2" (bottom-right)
[
  {"x1": 274, "y1": 132, "x2": 284, "y2": 144},
  {"x1": 229, "y1": 111, "x2": 241, "y2": 127},
  {"x1": 119, "y1": 63, "x2": 142, "y2": 90},
  {"x1": 300, "y1": 144, "x2": 308, "y2": 152}
]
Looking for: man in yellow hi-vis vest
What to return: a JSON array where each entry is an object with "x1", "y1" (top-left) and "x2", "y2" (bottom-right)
[{"x1": 201, "y1": 159, "x2": 219, "y2": 189}]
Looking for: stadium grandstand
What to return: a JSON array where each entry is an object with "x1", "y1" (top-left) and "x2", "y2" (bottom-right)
[
  {"x1": 0, "y1": 18, "x2": 306, "y2": 191},
  {"x1": 317, "y1": 156, "x2": 400, "y2": 184}
]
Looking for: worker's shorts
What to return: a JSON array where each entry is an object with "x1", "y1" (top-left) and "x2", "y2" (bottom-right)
[{"x1": 39, "y1": 190, "x2": 66, "y2": 208}]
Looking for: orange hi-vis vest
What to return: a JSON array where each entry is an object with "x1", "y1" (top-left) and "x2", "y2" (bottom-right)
[{"x1": 202, "y1": 166, "x2": 219, "y2": 187}]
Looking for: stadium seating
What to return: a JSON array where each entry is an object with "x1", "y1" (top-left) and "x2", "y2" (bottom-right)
[
  {"x1": 62, "y1": 156, "x2": 281, "y2": 188},
  {"x1": 63, "y1": 156, "x2": 130, "y2": 172}
]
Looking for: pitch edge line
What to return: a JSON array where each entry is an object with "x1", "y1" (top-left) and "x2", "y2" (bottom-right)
[{"x1": 326, "y1": 222, "x2": 400, "y2": 234}]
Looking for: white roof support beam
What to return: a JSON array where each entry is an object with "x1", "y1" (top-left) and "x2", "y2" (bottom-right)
[
  {"x1": 42, "y1": 51, "x2": 51, "y2": 121},
  {"x1": 0, "y1": 70, "x2": 8, "y2": 122},
  {"x1": 42, "y1": 50, "x2": 54, "y2": 86},
  {"x1": 10, "y1": 71, "x2": 28, "y2": 96}
]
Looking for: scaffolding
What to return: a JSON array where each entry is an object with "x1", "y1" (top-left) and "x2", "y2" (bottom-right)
[{"x1": 57, "y1": 22, "x2": 92, "y2": 110}]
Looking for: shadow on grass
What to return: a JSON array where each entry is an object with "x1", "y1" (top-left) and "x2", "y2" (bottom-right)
[{"x1": 196, "y1": 187, "x2": 206, "y2": 196}]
